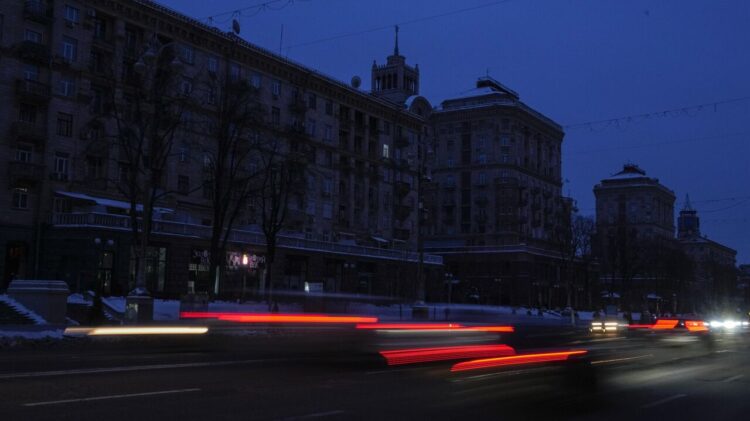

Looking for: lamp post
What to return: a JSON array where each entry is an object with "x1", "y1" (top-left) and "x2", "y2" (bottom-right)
[
  {"x1": 124, "y1": 36, "x2": 183, "y2": 323},
  {"x1": 241, "y1": 253, "x2": 249, "y2": 301}
]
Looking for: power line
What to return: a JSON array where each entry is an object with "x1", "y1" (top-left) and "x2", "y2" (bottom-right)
[
  {"x1": 566, "y1": 131, "x2": 750, "y2": 155},
  {"x1": 284, "y1": 0, "x2": 512, "y2": 51},
  {"x1": 564, "y1": 96, "x2": 750, "y2": 131},
  {"x1": 205, "y1": 0, "x2": 311, "y2": 25}
]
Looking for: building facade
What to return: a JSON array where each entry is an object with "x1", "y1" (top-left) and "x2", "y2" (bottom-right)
[
  {"x1": 677, "y1": 196, "x2": 738, "y2": 311},
  {"x1": 424, "y1": 77, "x2": 571, "y2": 307},
  {"x1": 0, "y1": 0, "x2": 443, "y2": 298}
]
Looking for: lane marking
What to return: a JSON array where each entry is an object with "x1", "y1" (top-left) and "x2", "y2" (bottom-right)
[
  {"x1": 0, "y1": 359, "x2": 286, "y2": 380},
  {"x1": 641, "y1": 394, "x2": 687, "y2": 409},
  {"x1": 723, "y1": 374, "x2": 743, "y2": 383},
  {"x1": 23, "y1": 388, "x2": 201, "y2": 407},
  {"x1": 282, "y1": 410, "x2": 346, "y2": 420},
  {"x1": 591, "y1": 354, "x2": 653, "y2": 365}
]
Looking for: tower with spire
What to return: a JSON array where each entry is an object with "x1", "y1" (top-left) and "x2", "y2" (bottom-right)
[
  {"x1": 371, "y1": 25, "x2": 420, "y2": 105},
  {"x1": 677, "y1": 194, "x2": 700, "y2": 239}
]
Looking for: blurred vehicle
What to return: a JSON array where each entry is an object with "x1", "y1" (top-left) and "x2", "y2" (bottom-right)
[{"x1": 706, "y1": 314, "x2": 750, "y2": 333}]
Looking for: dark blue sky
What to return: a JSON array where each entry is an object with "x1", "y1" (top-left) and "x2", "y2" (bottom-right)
[{"x1": 161, "y1": 0, "x2": 750, "y2": 263}]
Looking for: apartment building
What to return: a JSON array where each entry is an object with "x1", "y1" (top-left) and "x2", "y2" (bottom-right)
[
  {"x1": 0, "y1": 0, "x2": 442, "y2": 298},
  {"x1": 424, "y1": 77, "x2": 569, "y2": 306}
]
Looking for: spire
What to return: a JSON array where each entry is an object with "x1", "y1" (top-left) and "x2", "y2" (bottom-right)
[
  {"x1": 394, "y1": 25, "x2": 399, "y2": 56},
  {"x1": 684, "y1": 194, "x2": 693, "y2": 211}
]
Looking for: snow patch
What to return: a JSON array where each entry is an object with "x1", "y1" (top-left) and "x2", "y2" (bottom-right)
[{"x1": 0, "y1": 329, "x2": 63, "y2": 340}]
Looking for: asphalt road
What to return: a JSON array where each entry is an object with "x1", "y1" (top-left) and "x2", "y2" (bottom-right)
[{"x1": 1, "y1": 328, "x2": 748, "y2": 420}]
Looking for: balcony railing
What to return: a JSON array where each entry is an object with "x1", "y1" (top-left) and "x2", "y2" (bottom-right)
[{"x1": 50, "y1": 212, "x2": 443, "y2": 264}]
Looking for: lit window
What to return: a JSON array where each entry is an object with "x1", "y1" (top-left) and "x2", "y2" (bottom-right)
[
  {"x1": 382, "y1": 144, "x2": 390, "y2": 159},
  {"x1": 54, "y1": 152, "x2": 69, "y2": 180},
  {"x1": 271, "y1": 79, "x2": 281, "y2": 97}
]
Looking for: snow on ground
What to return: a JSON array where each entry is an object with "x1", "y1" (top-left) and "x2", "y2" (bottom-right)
[
  {"x1": 0, "y1": 329, "x2": 63, "y2": 339},
  {"x1": 0, "y1": 295, "x2": 47, "y2": 325},
  {"x1": 67, "y1": 293, "x2": 91, "y2": 305}
]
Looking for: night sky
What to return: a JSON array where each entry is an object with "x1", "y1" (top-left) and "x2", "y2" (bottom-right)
[{"x1": 158, "y1": 0, "x2": 750, "y2": 263}]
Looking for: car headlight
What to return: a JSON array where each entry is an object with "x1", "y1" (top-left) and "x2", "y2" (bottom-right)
[
  {"x1": 723, "y1": 320, "x2": 739, "y2": 329},
  {"x1": 709, "y1": 321, "x2": 723, "y2": 328}
]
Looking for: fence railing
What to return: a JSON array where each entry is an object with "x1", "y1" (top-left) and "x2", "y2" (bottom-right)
[{"x1": 51, "y1": 212, "x2": 442, "y2": 264}]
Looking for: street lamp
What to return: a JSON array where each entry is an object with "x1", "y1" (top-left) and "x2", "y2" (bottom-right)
[{"x1": 241, "y1": 253, "x2": 249, "y2": 301}]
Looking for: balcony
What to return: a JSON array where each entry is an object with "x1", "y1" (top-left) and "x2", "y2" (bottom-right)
[
  {"x1": 15, "y1": 79, "x2": 51, "y2": 103},
  {"x1": 16, "y1": 41, "x2": 50, "y2": 64},
  {"x1": 8, "y1": 161, "x2": 45, "y2": 187},
  {"x1": 23, "y1": 1, "x2": 53, "y2": 24},
  {"x1": 11, "y1": 121, "x2": 47, "y2": 145},
  {"x1": 50, "y1": 212, "x2": 443, "y2": 264}
]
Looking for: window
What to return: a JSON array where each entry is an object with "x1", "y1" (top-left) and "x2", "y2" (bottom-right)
[
  {"x1": 322, "y1": 202, "x2": 333, "y2": 219},
  {"x1": 12, "y1": 189, "x2": 29, "y2": 210},
  {"x1": 62, "y1": 36, "x2": 78, "y2": 62},
  {"x1": 383, "y1": 121, "x2": 391, "y2": 136},
  {"x1": 64, "y1": 5, "x2": 80, "y2": 23},
  {"x1": 179, "y1": 44, "x2": 194, "y2": 64},
  {"x1": 19, "y1": 104, "x2": 37, "y2": 124},
  {"x1": 206, "y1": 56, "x2": 218, "y2": 74},
  {"x1": 271, "y1": 107, "x2": 280, "y2": 125},
  {"x1": 86, "y1": 156, "x2": 104, "y2": 179},
  {"x1": 203, "y1": 182, "x2": 214, "y2": 199},
  {"x1": 57, "y1": 78, "x2": 76, "y2": 97},
  {"x1": 54, "y1": 152, "x2": 69, "y2": 180},
  {"x1": 57, "y1": 113, "x2": 73, "y2": 137},
  {"x1": 178, "y1": 175, "x2": 190, "y2": 194},
  {"x1": 16, "y1": 144, "x2": 32, "y2": 162},
  {"x1": 501, "y1": 135, "x2": 510, "y2": 146},
  {"x1": 307, "y1": 93, "x2": 317, "y2": 109},
  {"x1": 124, "y1": 28, "x2": 138, "y2": 55},
  {"x1": 271, "y1": 79, "x2": 281, "y2": 97},
  {"x1": 180, "y1": 78, "x2": 193, "y2": 96},
  {"x1": 478, "y1": 172, "x2": 487, "y2": 185},
  {"x1": 93, "y1": 18, "x2": 107, "y2": 40},
  {"x1": 24, "y1": 64, "x2": 39, "y2": 81},
  {"x1": 179, "y1": 146, "x2": 190, "y2": 163},
  {"x1": 382, "y1": 144, "x2": 390, "y2": 159},
  {"x1": 118, "y1": 163, "x2": 130, "y2": 183},
  {"x1": 322, "y1": 178, "x2": 333, "y2": 196},
  {"x1": 230, "y1": 63, "x2": 241, "y2": 81},
  {"x1": 307, "y1": 119, "x2": 316, "y2": 137},
  {"x1": 250, "y1": 72, "x2": 261, "y2": 88},
  {"x1": 306, "y1": 199, "x2": 316, "y2": 216},
  {"x1": 206, "y1": 86, "x2": 216, "y2": 105},
  {"x1": 25, "y1": 29, "x2": 42, "y2": 43},
  {"x1": 325, "y1": 100, "x2": 333, "y2": 115},
  {"x1": 53, "y1": 197, "x2": 71, "y2": 213},
  {"x1": 324, "y1": 124, "x2": 332, "y2": 142}
]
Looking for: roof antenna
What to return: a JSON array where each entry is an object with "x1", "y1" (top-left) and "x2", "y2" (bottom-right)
[{"x1": 394, "y1": 25, "x2": 399, "y2": 56}]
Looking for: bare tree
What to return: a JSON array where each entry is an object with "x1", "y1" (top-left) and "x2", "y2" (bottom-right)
[
  {"x1": 257, "y1": 139, "x2": 307, "y2": 307},
  {"x1": 198, "y1": 64, "x2": 265, "y2": 297},
  {"x1": 91, "y1": 38, "x2": 190, "y2": 297}
]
